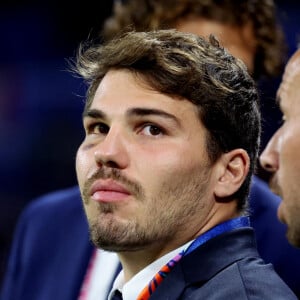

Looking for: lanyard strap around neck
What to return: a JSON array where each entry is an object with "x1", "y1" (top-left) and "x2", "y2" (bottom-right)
[
  {"x1": 136, "y1": 216, "x2": 249, "y2": 300},
  {"x1": 185, "y1": 216, "x2": 250, "y2": 255}
]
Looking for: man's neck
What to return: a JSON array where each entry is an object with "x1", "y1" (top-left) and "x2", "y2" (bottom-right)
[
  {"x1": 117, "y1": 241, "x2": 183, "y2": 282},
  {"x1": 118, "y1": 201, "x2": 240, "y2": 282}
]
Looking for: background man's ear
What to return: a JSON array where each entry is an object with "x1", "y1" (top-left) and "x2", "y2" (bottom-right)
[{"x1": 214, "y1": 149, "x2": 250, "y2": 200}]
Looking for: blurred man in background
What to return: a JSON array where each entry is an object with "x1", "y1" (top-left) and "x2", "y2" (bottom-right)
[{"x1": 260, "y1": 48, "x2": 300, "y2": 248}]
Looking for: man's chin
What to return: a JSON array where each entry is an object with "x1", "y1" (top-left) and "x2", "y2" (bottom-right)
[
  {"x1": 90, "y1": 233, "x2": 151, "y2": 252},
  {"x1": 280, "y1": 205, "x2": 300, "y2": 248},
  {"x1": 286, "y1": 227, "x2": 300, "y2": 249},
  {"x1": 88, "y1": 218, "x2": 151, "y2": 252}
]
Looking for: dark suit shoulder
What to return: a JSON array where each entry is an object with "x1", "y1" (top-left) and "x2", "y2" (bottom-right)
[
  {"x1": 23, "y1": 185, "x2": 81, "y2": 215},
  {"x1": 151, "y1": 228, "x2": 297, "y2": 299},
  {"x1": 0, "y1": 186, "x2": 92, "y2": 300},
  {"x1": 184, "y1": 259, "x2": 297, "y2": 299},
  {"x1": 249, "y1": 176, "x2": 300, "y2": 297}
]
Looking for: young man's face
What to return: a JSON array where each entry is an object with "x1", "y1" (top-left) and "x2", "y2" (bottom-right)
[
  {"x1": 260, "y1": 50, "x2": 300, "y2": 247},
  {"x1": 76, "y1": 69, "x2": 219, "y2": 254},
  {"x1": 176, "y1": 17, "x2": 256, "y2": 74}
]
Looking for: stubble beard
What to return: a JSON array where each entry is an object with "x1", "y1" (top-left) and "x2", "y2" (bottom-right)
[
  {"x1": 287, "y1": 228, "x2": 300, "y2": 248},
  {"x1": 81, "y1": 165, "x2": 211, "y2": 253},
  {"x1": 286, "y1": 202, "x2": 300, "y2": 248}
]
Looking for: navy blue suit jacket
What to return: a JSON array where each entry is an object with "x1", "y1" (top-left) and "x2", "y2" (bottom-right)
[
  {"x1": 1, "y1": 176, "x2": 300, "y2": 299},
  {"x1": 0, "y1": 187, "x2": 94, "y2": 300},
  {"x1": 149, "y1": 228, "x2": 296, "y2": 299}
]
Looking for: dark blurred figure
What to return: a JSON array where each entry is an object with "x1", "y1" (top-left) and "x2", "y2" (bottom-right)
[
  {"x1": 0, "y1": 0, "x2": 114, "y2": 284},
  {"x1": 260, "y1": 48, "x2": 300, "y2": 249}
]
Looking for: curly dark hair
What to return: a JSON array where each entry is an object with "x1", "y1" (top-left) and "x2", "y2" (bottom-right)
[
  {"x1": 76, "y1": 29, "x2": 260, "y2": 210},
  {"x1": 102, "y1": 0, "x2": 286, "y2": 79}
]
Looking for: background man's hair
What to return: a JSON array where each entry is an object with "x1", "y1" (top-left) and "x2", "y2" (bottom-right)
[{"x1": 102, "y1": 0, "x2": 286, "y2": 79}]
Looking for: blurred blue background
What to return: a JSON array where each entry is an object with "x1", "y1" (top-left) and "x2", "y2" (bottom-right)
[
  {"x1": 0, "y1": 0, "x2": 114, "y2": 282},
  {"x1": 0, "y1": 0, "x2": 299, "y2": 284}
]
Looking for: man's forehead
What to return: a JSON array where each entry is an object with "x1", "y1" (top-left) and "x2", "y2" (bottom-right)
[
  {"x1": 286, "y1": 49, "x2": 300, "y2": 78},
  {"x1": 277, "y1": 49, "x2": 300, "y2": 106},
  {"x1": 88, "y1": 69, "x2": 199, "y2": 120}
]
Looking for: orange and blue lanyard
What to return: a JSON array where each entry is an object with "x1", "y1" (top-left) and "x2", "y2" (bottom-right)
[{"x1": 136, "y1": 216, "x2": 250, "y2": 300}]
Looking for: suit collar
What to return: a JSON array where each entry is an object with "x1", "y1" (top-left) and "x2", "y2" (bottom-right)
[{"x1": 149, "y1": 228, "x2": 258, "y2": 299}]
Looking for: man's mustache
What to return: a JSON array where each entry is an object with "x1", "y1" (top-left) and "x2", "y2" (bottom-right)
[
  {"x1": 81, "y1": 168, "x2": 144, "y2": 204},
  {"x1": 269, "y1": 174, "x2": 282, "y2": 198}
]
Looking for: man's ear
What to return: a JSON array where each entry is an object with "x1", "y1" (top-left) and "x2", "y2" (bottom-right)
[{"x1": 213, "y1": 149, "x2": 250, "y2": 200}]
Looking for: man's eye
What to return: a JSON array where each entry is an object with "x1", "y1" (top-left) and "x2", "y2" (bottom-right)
[
  {"x1": 142, "y1": 124, "x2": 163, "y2": 136},
  {"x1": 87, "y1": 122, "x2": 109, "y2": 134}
]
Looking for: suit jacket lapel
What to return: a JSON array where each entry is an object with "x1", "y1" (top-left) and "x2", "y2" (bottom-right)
[{"x1": 149, "y1": 228, "x2": 258, "y2": 299}]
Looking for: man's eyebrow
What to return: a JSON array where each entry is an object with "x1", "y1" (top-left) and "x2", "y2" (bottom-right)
[
  {"x1": 127, "y1": 107, "x2": 180, "y2": 124},
  {"x1": 82, "y1": 107, "x2": 181, "y2": 125},
  {"x1": 82, "y1": 109, "x2": 106, "y2": 120}
]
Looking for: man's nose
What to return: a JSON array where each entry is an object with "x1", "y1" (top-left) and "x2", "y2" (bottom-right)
[
  {"x1": 94, "y1": 128, "x2": 129, "y2": 169},
  {"x1": 259, "y1": 131, "x2": 280, "y2": 173}
]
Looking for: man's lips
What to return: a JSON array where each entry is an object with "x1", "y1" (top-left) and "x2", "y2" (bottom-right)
[
  {"x1": 90, "y1": 179, "x2": 131, "y2": 203},
  {"x1": 269, "y1": 174, "x2": 282, "y2": 197}
]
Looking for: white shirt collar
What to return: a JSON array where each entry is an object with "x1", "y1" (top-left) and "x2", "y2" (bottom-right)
[
  {"x1": 109, "y1": 241, "x2": 193, "y2": 300},
  {"x1": 79, "y1": 249, "x2": 119, "y2": 300}
]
